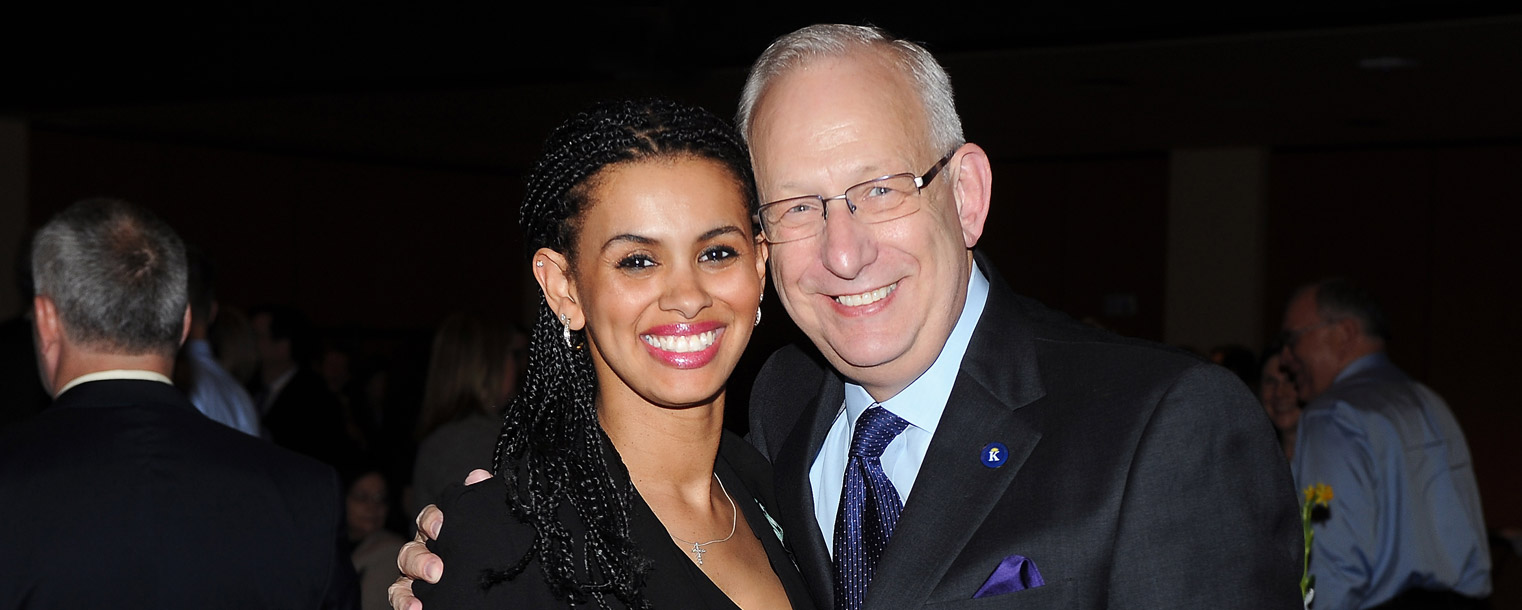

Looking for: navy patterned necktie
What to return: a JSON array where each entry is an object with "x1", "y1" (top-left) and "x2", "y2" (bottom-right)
[{"x1": 834, "y1": 404, "x2": 912, "y2": 610}]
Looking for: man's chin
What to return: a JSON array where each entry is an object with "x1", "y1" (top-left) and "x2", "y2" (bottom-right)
[{"x1": 821, "y1": 335, "x2": 904, "y2": 370}]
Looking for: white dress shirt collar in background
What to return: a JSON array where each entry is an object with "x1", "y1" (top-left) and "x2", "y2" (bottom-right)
[{"x1": 57, "y1": 369, "x2": 174, "y2": 397}]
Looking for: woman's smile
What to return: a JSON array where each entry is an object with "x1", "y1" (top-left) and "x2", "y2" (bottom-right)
[{"x1": 641, "y1": 322, "x2": 725, "y2": 369}]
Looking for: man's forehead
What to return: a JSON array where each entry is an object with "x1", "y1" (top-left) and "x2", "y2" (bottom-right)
[
  {"x1": 751, "y1": 54, "x2": 927, "y2": 147},
  {"x1": 762, "y1": 158, "x2": 895, "y2": 191}
]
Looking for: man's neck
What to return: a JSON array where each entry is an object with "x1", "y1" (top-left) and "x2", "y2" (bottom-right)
[
  {"x1": 1333, "y1": 340, "x2": 1386, "y2": 380},
  {"x1": 52, "y1": 352, "x2": 175, "y2": 396}
]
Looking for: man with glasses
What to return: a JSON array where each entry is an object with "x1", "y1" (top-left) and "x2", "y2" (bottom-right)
[
  {"x1": 393, "y1": 24, "x2": 1300, "y2": 609},
  {"x1": 1281, "y1": 279, "x2": 1489, "y2": 609}
]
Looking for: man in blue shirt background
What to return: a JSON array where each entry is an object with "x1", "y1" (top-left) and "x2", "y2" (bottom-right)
[
  {"x1": 1282, "y1": 278, "x2": 1490, "y2": 609},
  {"x1": 178, "y1": 244, "x2": 263, "y2": 437}
]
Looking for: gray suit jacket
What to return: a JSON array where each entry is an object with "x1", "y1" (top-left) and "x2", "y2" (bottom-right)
[{"x1": 749, "y1": 254, "x2": 1302, "y2": 609}]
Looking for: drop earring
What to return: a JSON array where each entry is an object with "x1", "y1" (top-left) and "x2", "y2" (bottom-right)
[
  {"x1": 560, "y1": 313, "x2": 573, "y2": 348},
  {"x1": 754, "y1": 293, "x2": 763, "y2": 327}
]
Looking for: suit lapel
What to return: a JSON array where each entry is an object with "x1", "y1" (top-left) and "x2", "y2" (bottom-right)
[
  {"x1": 866, "y1": 258, "x2": 1049, "y2": 609},
  {"x1": 772, "y1": 366, "x2": 845, "y2": 609}
]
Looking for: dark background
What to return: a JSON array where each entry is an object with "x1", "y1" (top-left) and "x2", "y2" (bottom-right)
[{"x1": 4, "y1": 4, "x2": 1520, "y2": 540}]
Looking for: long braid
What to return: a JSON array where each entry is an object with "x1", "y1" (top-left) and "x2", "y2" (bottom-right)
[{"x1": 481, "y1": 98, "x2": 755, "y2": 608}]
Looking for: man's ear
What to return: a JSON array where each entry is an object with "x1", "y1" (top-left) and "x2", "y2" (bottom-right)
[
  {"x1": 32, "y1": 295, "x2": 63, "y2": 392},
  {"x1": 1332, "y1": 316, "x2": 1364, "y2": 350},
  {"x1": 949, "y1": 143, "x2": 993, "y2": 248},
  {"x1": 179, "y1": 305, "x2": 192, "y2": 347},
  {"x1": 33, "y1": 295, "x2": 60, "y2": 351},
  {"x1": 533, "y1": 248, "x2": 584, "y2": 331}
]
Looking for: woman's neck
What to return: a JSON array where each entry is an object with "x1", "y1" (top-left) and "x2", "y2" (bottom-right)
[{"x1": 599, "y1": 393, "x2": 725, "y2": 501}]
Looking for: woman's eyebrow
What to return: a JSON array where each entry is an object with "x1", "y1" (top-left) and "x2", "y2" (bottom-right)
[
  {"x1": 600, "y1": 233, "x2": 657, "y2": 251},
  {"x1": 698, "y1": 225, "x2": 743, "y2": 242},
  {"x1": 599, "y1": 224, "x2": 743, "y2": 252}
]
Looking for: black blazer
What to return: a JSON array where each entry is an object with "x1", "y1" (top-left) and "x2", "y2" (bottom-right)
[
  {"x1": 416, "y1": 430, "x2": 815, "y2": 609},
  {"x1": 748, "y1": 254, "x2": 1303, "y2": 609},
  {"x1": 0, "y1": 379, "x2": 358, "y2": 609}
]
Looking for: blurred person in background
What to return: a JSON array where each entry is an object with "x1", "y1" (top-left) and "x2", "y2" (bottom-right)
[
  {"x1": 347, "y1": 467, "x2": 405, "y2": 610},
  {"x1": 1282, "y1": 278, "x2": 1489, "y2": 609},
  {"x1": 0, "y1": 198, "x2": 356, "y2": 608},
  {"x1": 1257, "y1": 346, "x2": 1299, "y2": 459},
  {"x1": 210, "y1": 305, "x2": 260, "y2": 388},
  {"x1": 251, "y1": 304, "x2": 361, "y2": 471},
  {"x1": 174, "y1": 244, "x2": 261, "y2": 436},
  {"x1": 409, "y1": 313, "x2": 525, "y2": 518}
]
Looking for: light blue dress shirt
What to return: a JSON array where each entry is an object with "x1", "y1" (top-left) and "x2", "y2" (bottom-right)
[
  {"x1": 183, "y1": 339, "x2": 264, "y2": 437},
  {"x1": 1291, "y1": 352, "x2": 1491, "y2": 609},
  {"x1": 809, "y1": 263, "x2": 990, "y2": 554}
]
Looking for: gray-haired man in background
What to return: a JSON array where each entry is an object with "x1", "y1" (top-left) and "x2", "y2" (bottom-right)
[{"x1": 0, "y1": 199, "x2": 357, "y2": 609}]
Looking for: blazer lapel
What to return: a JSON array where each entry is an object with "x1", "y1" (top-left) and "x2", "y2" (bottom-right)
[
  {"x1": 772, "y1": 367, "x2": 845, "y2": 609},
  {"x1": 866, "y1": 258, "x2": 1049, "y2": 609}
]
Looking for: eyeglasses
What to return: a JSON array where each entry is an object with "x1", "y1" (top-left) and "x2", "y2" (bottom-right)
[
  {"x1": 755, "y1": 151, "x2": 955, "y2": 244},
  {"x1": 1278, "y1": 319, "x2": 1338, "y2": 349}
]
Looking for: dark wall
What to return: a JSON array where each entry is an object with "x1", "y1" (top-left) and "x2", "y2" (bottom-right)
[
  {"x1": 28, "y1": 129, "x2": 529, "y2": 330},
  {"x1": 990, "y1": 155, "x2": 1170, "y2": 342}
]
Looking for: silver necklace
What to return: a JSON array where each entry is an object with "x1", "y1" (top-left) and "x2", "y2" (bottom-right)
[{"x1": 668, "y1": 473, "x2": 737, "y2": 566}]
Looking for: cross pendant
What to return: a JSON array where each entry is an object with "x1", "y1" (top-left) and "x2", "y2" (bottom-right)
[{"x1": 691, "y1": 543, "x2": 706, "y2": 565}]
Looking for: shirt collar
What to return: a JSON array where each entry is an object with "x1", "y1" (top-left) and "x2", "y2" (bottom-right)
[
  {"x1": 843, "y1": 260, "x2": 990, "y2": 436},
  {"x1": 58, "y1": 369, "x2": 174, "y2": 397}
]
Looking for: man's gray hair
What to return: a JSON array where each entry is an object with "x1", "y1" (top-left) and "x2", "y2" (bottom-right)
[
  {"x1": 31, "y1": 198, "x2": 188, "y2": 356},
  {"x1": 736, "y1": 24, "x2": 965, "y2": 154},
  {"x1": 1309, "y1": 278, "x2": 1391, "y2": 342}
]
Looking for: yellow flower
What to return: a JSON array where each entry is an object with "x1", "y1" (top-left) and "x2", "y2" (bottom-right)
[{"x1": 1302, "y1": 483, "x2": 1334, "y2": 507}]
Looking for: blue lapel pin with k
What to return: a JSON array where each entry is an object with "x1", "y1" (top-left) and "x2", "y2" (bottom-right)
[{"x1": 981, "y1": 442, "x2": 1009, "y2": 468}]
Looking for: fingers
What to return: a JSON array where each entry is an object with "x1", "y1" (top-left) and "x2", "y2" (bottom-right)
[
  {"x1": 400, "y1": 504, "x2": 444, "y2": 583},
  {"x1": 391, "y1": 500, "x2": 455, "y2": 609},
  {"x1": 418, "y1": 504, "x2": 443, "y2": 541},
  {"x1": 386, "y1": 575, "x2": 421, "y2": 610},
  {"x1": 398, "y1": 538, "x2": 443, "y2": 582},
  {"x1": 465, "y1": 468, "x2": 491, "y2": 485}
]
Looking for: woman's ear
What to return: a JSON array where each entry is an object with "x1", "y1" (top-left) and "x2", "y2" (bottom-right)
[
  {"x1": 533, "y1": 248, "x2": 584, "y2": 331},
  {"x1": 753, "y1": 237, "x2": 770, "y2": 294}
]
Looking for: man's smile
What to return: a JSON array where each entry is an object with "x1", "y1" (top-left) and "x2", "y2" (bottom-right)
[{"x1": 833, "y1": 282, "x2": 897, "y2": 307}]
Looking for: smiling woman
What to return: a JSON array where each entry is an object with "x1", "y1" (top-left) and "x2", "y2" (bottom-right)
[
  {"x1": 568, "y1": 157, "x2": 765, "y2": 403},
  {"x1": 412, "y1": 99, "x2": 812, "y2": 610}
]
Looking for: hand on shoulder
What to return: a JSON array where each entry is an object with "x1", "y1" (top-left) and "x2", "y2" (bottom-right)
[{"x1": 388, "y1": 469, "x2": 491, "y2": 610}]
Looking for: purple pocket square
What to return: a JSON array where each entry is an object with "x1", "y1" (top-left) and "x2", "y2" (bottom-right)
[{"x1": 973, "y1": 554, "x2": 1045, "y2": 598}]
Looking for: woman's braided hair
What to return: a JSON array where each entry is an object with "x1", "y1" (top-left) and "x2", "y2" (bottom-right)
[{"x1": 483, "y1": 98, "x2": 755, "y2": 608}]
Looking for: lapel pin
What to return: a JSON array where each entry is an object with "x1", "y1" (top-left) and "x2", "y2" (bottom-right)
[{"x1": 981, "y1": 442, "x2": 1009, "y2": 468}]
